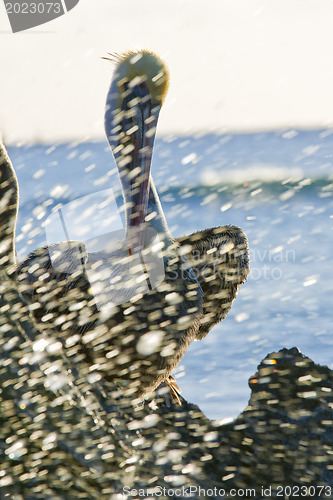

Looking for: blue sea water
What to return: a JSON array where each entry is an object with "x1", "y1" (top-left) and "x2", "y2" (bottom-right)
[{"x1": 8, "y1": 129, "x2": 333, "y2": 420}]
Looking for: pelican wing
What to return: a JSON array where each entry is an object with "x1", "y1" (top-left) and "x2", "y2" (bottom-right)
[
  {"x1": 17, "y1": 241, "x2": 88, "y2": 284},
  {"x1": 176, "y1": 225, "x2": 249, "y2": 340},
  {"x1": 17, "y1": 241, "x2": 91, "y2": 319}
]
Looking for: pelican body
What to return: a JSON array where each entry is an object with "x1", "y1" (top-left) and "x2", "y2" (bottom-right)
[{"x1": 14, "y1": 50, "x2": 249, "y2": 401}]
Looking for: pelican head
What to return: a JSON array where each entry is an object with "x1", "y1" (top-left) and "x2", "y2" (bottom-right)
[{"x1": 104, "y1": 50, "x2": 169, "y2": 255}]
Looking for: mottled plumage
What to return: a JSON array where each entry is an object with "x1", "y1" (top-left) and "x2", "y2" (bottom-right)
[
  {"x1": 9, "y1": 50, "x2": 249, "y2": 401},
  {"x1": 177, "y1": 225, "x2": 249, "y2": 340}
]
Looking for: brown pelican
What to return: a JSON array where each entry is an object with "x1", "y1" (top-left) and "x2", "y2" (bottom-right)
[{"x1": 14, "y1": 50, "x2": 249, "y2": 402}]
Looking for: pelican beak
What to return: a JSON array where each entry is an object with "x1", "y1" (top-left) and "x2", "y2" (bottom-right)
[
  {"x1": 126, "y1": 102, "x2": 159, "y2": 255},
  {"x1": 107, "y1": 79, "x2": 160, "y2": 255}
]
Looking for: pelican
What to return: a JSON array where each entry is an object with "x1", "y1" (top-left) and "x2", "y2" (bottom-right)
[{"x1": 13, "y1": 50, "x2": 249, "y2": 402}]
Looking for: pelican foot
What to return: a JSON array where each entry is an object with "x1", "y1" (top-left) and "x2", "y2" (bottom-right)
[
  {"x1": 165, "y1": 375, "x2": 182, "y2": 406},
  {"x1": 148, "y1": 375, "x2": 182, "y2": 408}
]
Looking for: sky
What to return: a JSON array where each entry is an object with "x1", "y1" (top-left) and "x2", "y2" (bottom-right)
[{"x1": 1, "y1": 0, "x2": 333, "y2": 142}]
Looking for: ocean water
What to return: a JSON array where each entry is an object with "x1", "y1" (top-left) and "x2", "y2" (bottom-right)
[{"x1": 8, "y1": 129, "x2": 333, "y2": 420}]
